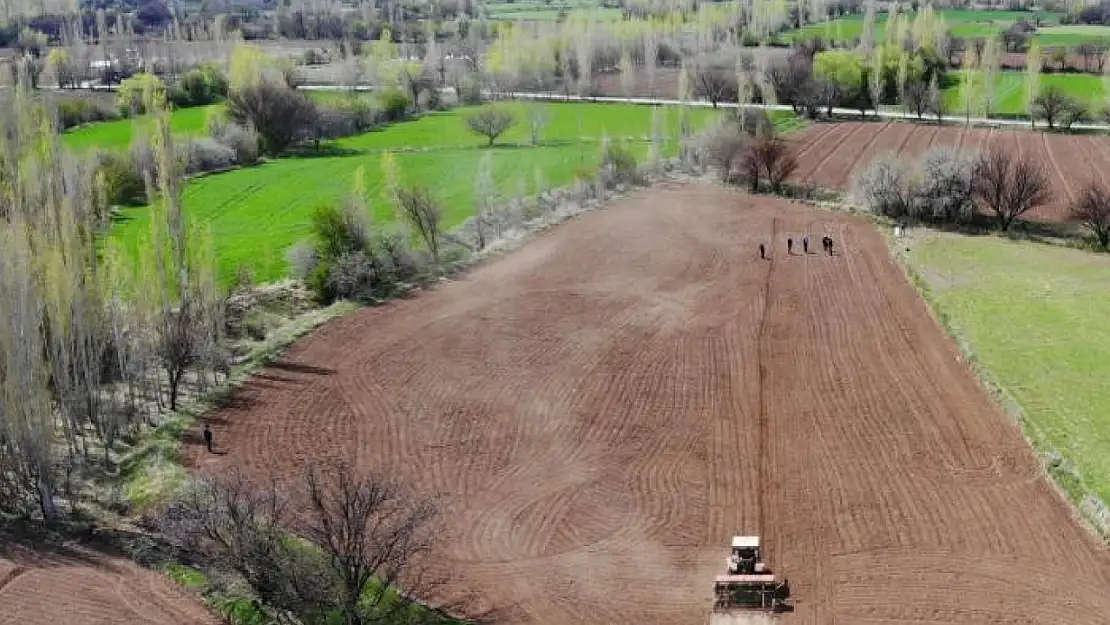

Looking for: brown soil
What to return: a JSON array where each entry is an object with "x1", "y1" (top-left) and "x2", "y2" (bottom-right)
[
  {"x1": 791, "y1": 120, "x2": 1098, "y2": 222},
  {"x1": 0, "y1": 538, "x2": 221, "y2": 625},
  {"x1": 184, "y1": 184, "x2": 1110, "y2": 624}
]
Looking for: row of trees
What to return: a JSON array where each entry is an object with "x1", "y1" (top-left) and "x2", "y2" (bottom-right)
[{"x1": 0, "y1": 66, "x2": 225, "y2": 521}]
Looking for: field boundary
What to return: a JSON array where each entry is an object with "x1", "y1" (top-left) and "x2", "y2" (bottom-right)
[{"x1": 883, "y1": 227, "x2": 1110, "y2": 543}]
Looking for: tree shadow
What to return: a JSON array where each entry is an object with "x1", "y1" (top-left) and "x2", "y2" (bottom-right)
[
  {"x1": 284, "y1": 144, "x2": 365, "y2": 159},
  {"x1": 267, "y1": 359, "x2": 336, "y2": 377}
]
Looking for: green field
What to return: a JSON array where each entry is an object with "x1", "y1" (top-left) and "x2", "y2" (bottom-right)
[
  {"x1": 481, "y1": 0, "x2": 621, "y2": 21},
  {"x1": 790, "y1": 9, "x2": 1061, "y2": 44},
  {"x1": 109, "y1": 102, "x2": 738, "y2": 285},
  {"x1": 943, "y1": 70, "x2": 1106, "y2": 116},
  {"x1": 907, "y1": 231, "x2": 1110, "y2": 512},
  {"x1": 1035, "y1": 24, "x2": 1110, "y2": 45},
  {"x1": 63, "y1": 104, "x2": 219, "y2": 152}
]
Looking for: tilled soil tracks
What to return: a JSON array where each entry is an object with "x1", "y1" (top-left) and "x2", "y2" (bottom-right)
[
  {"x1": 186, "y1": 184, "x2": 1110, "y2": 624},
  {"x1": 789, "y1": 120, "x2": 1109, "y2": 223}
]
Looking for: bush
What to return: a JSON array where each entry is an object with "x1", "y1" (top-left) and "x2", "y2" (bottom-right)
[
  {"x1": 179, "y1": 138, "x2": 238, "y2": 175},
  {"x1": 458, "y1": 74, "x2": 483, "y2": 105},
  {"x1": 307, "y1": 106, "x2": 360, "y2": 147},
  {"x1": 325, "y1": 251, "x2": 378, "y2": 302},
  {"x1": 600, "y1": 141, "x2": 640, "y2": 186},
  {"x1": 209, "y1": 120, "x2": 260, "y2": 165},
  {"x1": 95, "y1": 153, "x2": 145, "y2": 206},
  {"x1": 311, "y1": 200, "x2": 371, "y2": 261},
  {"x1": 915, "y1": 148, "x2": 976, "y2": 224},
  {"x1": 378, "y1": 88, "x2": 411, "y2": 121},
  {"x1": 416, "y1": 87, "x2": 442, "y2": 112},
  {"x1": 705, "y1": 120, "x2": 749, "y2": 183},
  {"x1": 170, "y1": 64, "x2": 230, "y2": 108},
  {"x1": 466, "y1": 105, "x2": 516, "y2": 146},
  {"x1": 55, "y1": 98, "x2": 120, "y2": 130},
  {"x1": 853, "y1": 154, "x2": 915, "y2": 217}
]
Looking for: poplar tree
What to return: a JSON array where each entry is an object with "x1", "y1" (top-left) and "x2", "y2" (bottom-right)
[{"x1": 1026, "y1": 40, "x2": 1042, "y2": 127}]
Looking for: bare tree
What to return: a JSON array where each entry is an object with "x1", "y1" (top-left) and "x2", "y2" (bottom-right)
[
  {"x1": 706, "y1": 120, "x2": 748, "y2": 183},
  {"x1": 749, "y1": 135, "x2": 798, "y2": 194},
  {"x1": 692, "y1": 53, "x2": 736, "y2": 108},
  {"x1": 227, "y1": 80, "x2": 318, "y2": 156},
  {"x1": 903, "y1": 80, "x2": 930, "y2": 120},
  {"x1": 1071, "y1": 181, "x2": 1110, "y2": 248},
  {"x1": 397, "y1": 184, "x2": 444, "y2": 263},
  {"x1": 465, "y1": 105, "x2": 515, "y2": 146},
  {"x1": 1033, "y1": 85, "x2": 1072, "y2": 130},
  {"x1": 525, "y1": 102, "x2": 549, "y2": 146},
  {"x1": 972, "y1": 146, "x2": 1052, "y2": 230}
]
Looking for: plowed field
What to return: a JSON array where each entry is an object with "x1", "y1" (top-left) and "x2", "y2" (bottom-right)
[
  {"x1": 186, "y1": 184, "x2": 1110, "y2": 624},
  {"x1": 0, "y1": 536, "x2": 220, "y2": 625},
  {"x1": 791, "y1": 120, "x2": 1110, "y2": 222}
]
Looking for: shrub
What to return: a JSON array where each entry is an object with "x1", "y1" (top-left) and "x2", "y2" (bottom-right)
[
  {"x1": 915, "y1": 148, "x2": 976, "y2": 223},
  {"x1": 378, "y1": 88, "x2": 411, "y2": 121},
  {"x1": 853, "y1": 154, "x2": 915, "y2": 217},
  {"x1": 307, "y1": 106, "x2": 360, "y2": 147},
  {"x1": 458, "y1": 74, "x2": 483, "y2": 105},
  {"x1": 170, "y1": 64, "x2": 230, "y2": 108},
  {"x1": 325, "y1": 251, "x2": 378, "y2": 303},
  {"x1": 971, "y1": 145, "x2": 1052, "y2": 230},
  {"x1": 600, "y1": 141, "x2": 640, "y2": 186},
  {"x1": 209, "y1": 120, "x2": 260, "y2": 165},
  {"x1": 748, "y1": 135, "x2": 798, "y2": 194},
  {"x1": 95, "y1": 153, "x2": 145, "y2": 206},
  {"x1": 55, "y1": 98, "x2": 120, "y2": 130},
  {"x1": 287, "y1": 240, "x2": 319, "y2": 280},
  {"x1": 311, "y1": 200, "x2": 371, "y2": 261},
  {"x1": 179, "y1": 138, "x2": 238, "y2": 175},
  {"x1": 1071, "y1": 181, "x2": 1110, "y2": 248},
  {"x1": 416, "y1": 87, "x2": 442, "y2": 112}
]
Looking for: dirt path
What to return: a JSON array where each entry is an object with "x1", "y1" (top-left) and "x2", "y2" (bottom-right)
[{"x1": 185, "y1": 184, "x2": 1110, "y2": 624}]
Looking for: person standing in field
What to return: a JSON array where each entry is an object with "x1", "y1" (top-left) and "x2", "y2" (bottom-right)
[
  {"x1": 787, "y1": 238, "x2": 793, "y2": 254},
  {"x1": 803, "y1": 235, "x2": 810, "y2": 254},
  {"x1": 759, "y1": 244, "x2": 766, "y2": 260},
  {"x1": 203, "y1": 423, "x2": 214, "y2": 453}
]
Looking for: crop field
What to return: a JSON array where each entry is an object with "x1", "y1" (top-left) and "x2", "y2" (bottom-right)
[
  {"x1": 789, "y1": 9, "x2": 1061, "y2": 43},
  {"x1": 1035, "y1": 24, "x2": 1110, "y2": 45},
  {"x1": 789, "y1": 120, "x2": 1110, "y2": 221},
  {"x1": 905, "y1": 230, "x2": 1110, "y2": 512},
  {"x1": 482, "y1": 0, "x2": 621, "y2": 21},
  {"x1": 182, "y1": 183, "x2": 1110, "y2": 624},
  {"x1": 943, "y1": 71, "x2": 1106, "y2": 116},
  {"x1": 108, "y1": 102, "x2": 723, "y2": 285},
  {"x1": 0, "y1": 530, "x2": 220, "y2": 625}
]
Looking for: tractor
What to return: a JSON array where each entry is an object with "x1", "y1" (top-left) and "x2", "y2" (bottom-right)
[{"x1": 711, "y1": 536, "x2": 792, "y2": 616}]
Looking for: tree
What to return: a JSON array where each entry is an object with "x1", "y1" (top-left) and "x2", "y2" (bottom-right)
[
  {"x1": 1051, "y1": 46, "x2": 1068, "y2": 71},
  {"x1": 1033, "y1": 85, "x2": 1074, "y2": 129},
  {"x1": 928, "y1": 73, "x2": 946, "y2": 123},
  {"x1": 47, "y1": 48, "x2": 76, "y2": 89},
  {"x1": 465, "y1": 105, "x2": 515, "y2": 146},
  {"x1": 903, "y1": 80, "x2": 930, "y2": 119},
  {"x1": 748, "y1": 134, "x2": 798, "y2": 194},
  {"x1": 227, "y1": 80, "x2": 318, "y2": 156},
  {"x1": 1078, "y1": 43, "x2": 1098, "y2": 71},
  {"x1": 961, "y1": 44, "x2": 980, "y2": 124},
  {"x1": 397, "y1": 184, "x2": 443, "y2": 263},
  {"x1": 525, "y1": 102, "x2": 549, "y2": 146},
  {"x1": 692, "y1": 53, "x2": 736, "y2": 108},
  {"x1": 1026, "y1": 40, "x2": 1042, "y2": 127},
  {"x1": 706, "y1": 120, "x2": 748, "y2": 183},
  {"x1": 972, "y1": 146, "x2": 1052, "y2": 230},
  {"x1": 812, "y1": 50, "x2": 863, "y2": 116},
  {"x1": 1071, "y1": 181, "x2": 1110, "y2": 248},
  {"x1": 161, "y1": 465, "x2": 471, "y2": 625},
  {"x1": 980, "y1": 35, "x2": 1001, "y2": 118}
]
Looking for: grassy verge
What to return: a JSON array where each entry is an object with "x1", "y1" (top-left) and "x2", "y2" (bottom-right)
[
  {"x1": 119, "y1": 298, "x2": 359, "y2": 512},
  {"x1": 893, "y1": 228, "x2": 1110, "y2": 538}
]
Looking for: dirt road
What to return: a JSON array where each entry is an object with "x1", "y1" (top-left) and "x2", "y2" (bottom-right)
[{"x1": 186, "y1": 184, "x2": 1110, "y2": 624}]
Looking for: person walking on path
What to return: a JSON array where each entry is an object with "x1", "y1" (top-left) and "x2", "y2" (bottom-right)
[
  {"x1": 787, "y1": 237, "x2": 793, "y2": 255},
  {"x1": 203, "y1": 423, "x2": 214, "y2": 453},
  {"x1": 759, "y1": 244, "x2": 766, "y2": 260},
  {"x1": 803, "y1": 235, "x2": 810, "y2": 254}
]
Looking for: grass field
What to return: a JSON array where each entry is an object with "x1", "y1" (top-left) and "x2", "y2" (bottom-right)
[
  {"x1": 790, "y1": 9, "x2": 1061, "y2": 44},
  {"x1": 481, "y1": 0, "x2": 620, "y2": 21},
  {"x1": 1035, "y1": 24, "x2": 1110, "y2": 45},
  {"x1": 906, "y1": 231, "x2": 1110, "y2": 510},
  {"x1": 63, "y1": 104, "x2": 219, "y2": 152},
  {"x1": 109, "y1": 101, "x2": 741, "y2": 285},
  {"x1": 943, "y1": 70, "x2": 1106, "y2": 116}
]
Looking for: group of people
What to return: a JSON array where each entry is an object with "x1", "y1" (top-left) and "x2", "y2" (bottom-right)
[{"x1": 759, "y1": 234, "x2": 835, "y2": 260}]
